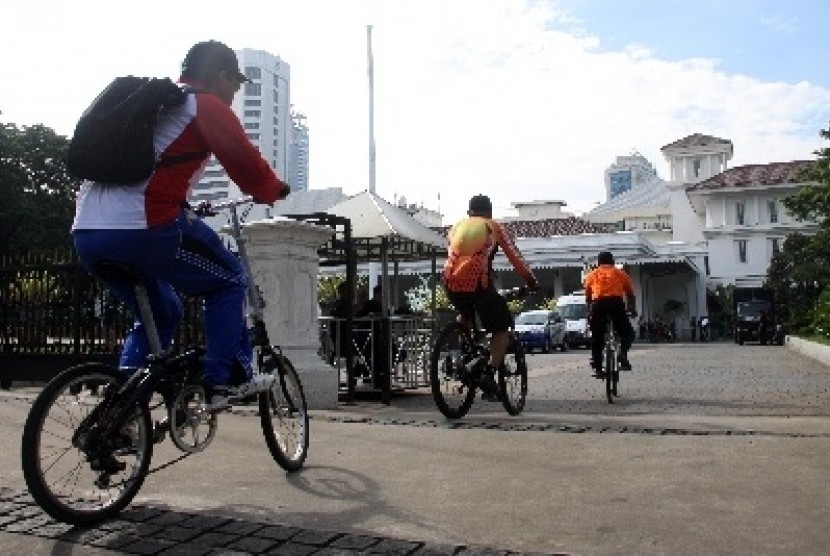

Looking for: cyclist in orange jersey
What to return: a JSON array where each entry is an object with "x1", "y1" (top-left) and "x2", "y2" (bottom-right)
[
  {"x1": 443, "y1": 194, "x2": 538, "y2": 399},
  {"x1": 583, "y1": 250, "x2": 637, "y2": 378}
]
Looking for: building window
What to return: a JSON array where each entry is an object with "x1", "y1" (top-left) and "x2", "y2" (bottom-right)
[
  {"x1": 244, "y1": 110, "x2": 261, "y2": 118},
  {"x1": 704, "y1": 256, "x2": 710, "y2": 276},
  {"x1": 244, "y1": 122, "x2": 260, "y2": 130},
  {"x1": 245, "y1": 67, "x2": 261, "y2": 80},
  {"x1": 768, "y1": 200, "x2": 778, "y2": 223},
  {"x1": 244, "y1": 83, "x2": 261, "y2": 96},
  {"x1": 273, "y1": 74, "x2": 281, "y2": 88},
  {"x1": 736, "y1": 202, "x2": 745, "y2": 225},
  {"x1": 244, "y1": 99, "x2": 261, "y2": 107},
  {"x1": 692, "y1": 158, "x2": 702, "y2": 178},
  {"x1": 736, "y1": 240, "x2": 748, "y2": 263},
  {"x1": 246, "y1": 133, "x2": 259, "y2": 140},
  {"x1": 769, "y1": 237, "x2": 781, "y2": 257}
]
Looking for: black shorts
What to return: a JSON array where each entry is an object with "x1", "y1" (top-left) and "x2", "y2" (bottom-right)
[{"x1": 447, "y1": 288, "x2": 512, "y2": 333}]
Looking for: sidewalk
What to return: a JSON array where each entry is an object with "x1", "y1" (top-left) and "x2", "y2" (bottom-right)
[{"x1": 1, "y1": 342, "x2": 829, "y2": 555}]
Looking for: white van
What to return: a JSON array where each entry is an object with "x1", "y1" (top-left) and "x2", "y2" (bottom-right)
[{"x1": 556, "y1": 291, "x2": 591, "y2": 348}]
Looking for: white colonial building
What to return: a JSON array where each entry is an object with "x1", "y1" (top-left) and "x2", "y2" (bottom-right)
[
  {"x1": 516, "y1": 132, "x2": 819, "y2": 337},
  {"x1": 678, "y1": 159, "x2": 817, "y2": 288}
]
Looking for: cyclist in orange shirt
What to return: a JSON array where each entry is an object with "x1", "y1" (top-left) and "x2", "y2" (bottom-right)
[
  {"x1": 443, "y1": 194, "x2": 538, "y2": 400},
  {"x1": 583, "y1": 251, "x2": 636, "y2": 378}
]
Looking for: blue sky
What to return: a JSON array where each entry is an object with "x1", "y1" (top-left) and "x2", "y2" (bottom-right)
[
  {"x1": 556, "y1": 0, "x2": 828, "y2": 87},
  {"x1": 1, "y1": 0, "x2": 828, "y2": 223}
]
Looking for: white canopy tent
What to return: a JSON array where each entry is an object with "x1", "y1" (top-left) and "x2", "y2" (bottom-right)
[{"x1": 321, "y1": 191, "x2": 446, "y2": 314}]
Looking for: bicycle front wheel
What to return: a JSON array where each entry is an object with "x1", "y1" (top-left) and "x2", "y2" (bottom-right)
[
  {"x1": 498, "y1": 335, "x2": 528, "y2": 415},
  {"x1": 21, "y1": 363, "x2": 153, "y2": 525},
  {"x1": 430, "y1": 322, "x2": 477, "y2": 419},
  {"x1": 259, "y1": 354, "x2": 309, "y2": 472}
]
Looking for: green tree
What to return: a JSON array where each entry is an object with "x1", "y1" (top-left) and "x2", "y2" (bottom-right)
[
  {"x1": 765, "y1": 231, "x2": 830, "y2": 333},
  {"x1": 0, "y1": 121, "x2": 77, "y2": 254},
  {"x1": 763, "y1": 123, "x2": 830, "y2": 333},
  {"x1": 782, "y1": 124, "x2": 830, "y2": 227}
]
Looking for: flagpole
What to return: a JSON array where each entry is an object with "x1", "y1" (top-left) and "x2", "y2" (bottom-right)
[
  {"x1": 367, "y1": 24, "x2": 376, "y2": 195},
  {"x1": 367, "y1": 24, "x2": 379, "y2": 293}
]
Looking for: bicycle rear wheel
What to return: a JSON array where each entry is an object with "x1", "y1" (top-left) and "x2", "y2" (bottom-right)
[
  {"x1": 604, "y1": 344, "x2": 616, "y2": 404},
  {"x1": 259, "y1": 354, "x2": 309, "y2": 472},
  {"x1": 430, "y1": 321, "x2": 477, "y2": 419},
  {"x1": 498, "y1": 335, "x2": 527, "y2": 415},
  {"x1": 21, "y1": 364, "x2": 153, "y2": 525}
]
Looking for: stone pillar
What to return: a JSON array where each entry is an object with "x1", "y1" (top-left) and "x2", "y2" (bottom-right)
[{"x1": 241, "y1": 217, "x2": 336, "y2": 409}]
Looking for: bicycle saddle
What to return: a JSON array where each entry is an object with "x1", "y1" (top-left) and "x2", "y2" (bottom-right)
[{"x1": 95, "y1": 261, "x2": 145, "y2": 284}]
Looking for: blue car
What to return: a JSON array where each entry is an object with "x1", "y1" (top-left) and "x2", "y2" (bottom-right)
[{"x1": 514, "y1": 310, "x2": 569, "y2": 353}]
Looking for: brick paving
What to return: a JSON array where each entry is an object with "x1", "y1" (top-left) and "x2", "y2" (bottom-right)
[{"x1": 0, "y1": 488, "x2": 557, "y2": 555}]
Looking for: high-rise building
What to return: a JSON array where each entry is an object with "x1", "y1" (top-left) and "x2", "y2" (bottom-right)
[
  {"x1": 604, "y1": 151, "x2": 658, "y2": 200},
  {"x1": 289, "y1": 112, "x2": 309, "y2": 192},
  {"x1": 191, "y1": 48, "x2": 297, "y2": 224}
]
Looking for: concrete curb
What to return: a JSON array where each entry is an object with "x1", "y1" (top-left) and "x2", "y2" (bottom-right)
[{"x1": 786, "y1": 335, "x2": 830, "y2": 367}]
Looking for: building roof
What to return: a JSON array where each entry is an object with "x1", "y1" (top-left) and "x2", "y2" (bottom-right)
[
  {"x1": 501, "y1": 217, "x2": 610, "y2": 237},
  {"x1": 687, "y1": 160, "x2": 815, "y2": 192},
  {"x1": 583, "y1": 175, "x2": 670, "y2": 222},
  {"x1": 434, "y1": 217, "x2": 609, "y2": 239},
  {"x1": 660, "y1": 133, "x2": 733, "y2": 151}
]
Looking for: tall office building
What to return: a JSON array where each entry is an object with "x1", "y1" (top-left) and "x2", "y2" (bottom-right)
[
  {"x1": 289, "y1": 112, "x2": 309, "y2": 192},
  {"x1": 191, "y1": 48, "x2": 298, "y2": 223},
  {"x1": 604, "y1": 151, "x2": 658, "y2": 200}
]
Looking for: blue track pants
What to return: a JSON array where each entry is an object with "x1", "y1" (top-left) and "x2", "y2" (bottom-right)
[{"x1": 73, "y1": 211, "x2": 253, "y2": 387}]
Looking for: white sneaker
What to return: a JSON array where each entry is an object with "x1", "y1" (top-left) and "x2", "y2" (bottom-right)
[{"x1": 209, "y1": 374, "x2": 275, "y2": 411}]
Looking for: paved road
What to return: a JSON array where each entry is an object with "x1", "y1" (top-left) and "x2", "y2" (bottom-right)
[{"x1": 0, "y1": 341, "x2": 828, "y2": 555}]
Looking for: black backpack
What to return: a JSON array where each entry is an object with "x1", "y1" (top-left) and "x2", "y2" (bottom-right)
[{"x1": 67, "y1": 76, "x2": 205, "y2": 184}]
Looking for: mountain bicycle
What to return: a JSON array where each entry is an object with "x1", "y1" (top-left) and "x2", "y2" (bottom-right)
[
  {"x1": 429, "y1": 287, "x2": 529, "y2": 419},
  {"x1": 593, "y1": 310, "x2": 636, "y2": 404},
  {"x1": 20, "y1": 196, "x2": 309, "y2": 526}
]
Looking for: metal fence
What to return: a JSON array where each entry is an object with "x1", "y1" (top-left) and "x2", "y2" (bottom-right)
[
  {"x1": 0, "y1": 250, "x2": 203, "y2": 386},
  {"x1": 319, "y1": 315, "x2": 435, "y2": 396}
]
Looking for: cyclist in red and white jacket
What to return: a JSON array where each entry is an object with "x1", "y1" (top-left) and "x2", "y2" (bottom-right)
[{"x1": 72, "y1": 40, "x2": 288, "y2": 408}]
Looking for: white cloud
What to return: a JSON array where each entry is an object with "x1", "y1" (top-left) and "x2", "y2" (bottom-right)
[
  {"x1": 1, "y1": 0, "x2": 827, "y2": 224},
  {"x1": 761, "y1": 14, "x2": 799, "y2": 34}
]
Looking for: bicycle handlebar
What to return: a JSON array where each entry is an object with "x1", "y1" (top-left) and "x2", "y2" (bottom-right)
[
  {"x1": 194, "y1": 183, "x2": 291, "y2": 217},
  {"x1": 497, "y1": 286, "x2": 537, "y2": 299},
  {"x1": 193, "y1": 196, "x2": 255, "y2": 217}
]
